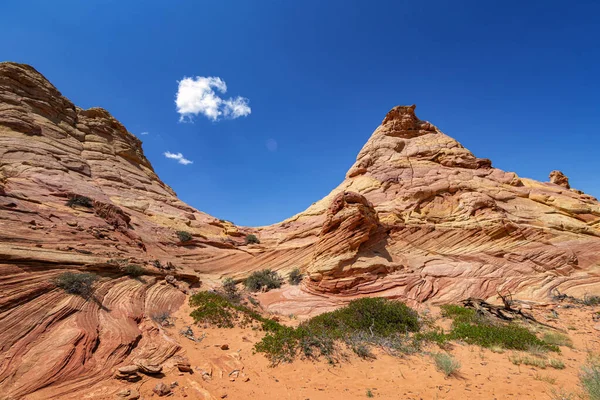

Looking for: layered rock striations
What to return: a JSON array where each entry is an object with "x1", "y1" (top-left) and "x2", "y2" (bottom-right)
[{"x1": 1, "y1": 62, "x2": 600, "y2": 398}]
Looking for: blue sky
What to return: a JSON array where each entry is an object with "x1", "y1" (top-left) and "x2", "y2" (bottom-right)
[{"x1": 2, "y1": 1, "x2": 599, "y2": 226}]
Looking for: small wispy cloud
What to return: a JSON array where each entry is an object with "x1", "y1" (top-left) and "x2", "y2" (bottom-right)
[
  {"x1": 175, "y1": 76, "x2": 251, "y2": 122},
  {"x1": 140, "y1": 131, "x2": 149, "y2": 135},
  {"x1": 164, "y1": 151, "x2": 193, "y2": 165},
  {"x1": 265, "y1": 138, "x2": 278, "y2": 152}
]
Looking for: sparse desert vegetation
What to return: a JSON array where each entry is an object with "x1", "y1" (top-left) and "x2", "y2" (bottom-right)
[
  {"x1": 245, "y1": 233, "x2": 260, "y2": 244},
  {"x1": 66, "y1": 195, "x2": 93, "y2": 208},
  {"x1": 288, "y1": 268, "x2": 303, "y2": 285},
  {"x1": 433, "y1": 352, "x2": 461, "y2": 377},
  {"x1": 52, "y1": 271, "x2": 99, "y2": 297},
  {"x1": 123, "y1": 264, "x2": 145, "y2": 277},
  {"x1": 244, "y1": 269, "x2": 282, "y2": 292},
  {"x1": 176, "y1": 230, "x2": 193, "y2": 242}
]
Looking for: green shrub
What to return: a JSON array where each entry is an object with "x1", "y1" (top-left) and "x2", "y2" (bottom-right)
[
  {"x1": 255, "y1": 298, "x2": 420, "y2": 365},
  {"x1": 53, "y1": 272, "x2": 99, "y2": 297},
  {"x1": 433, "y1": 352, "x2": 461, "y2": 377},
  {"x1": 288, "y1": 268, "x2": 303, "y2": 285},
  {"x1": 440, "y1": 305, "x2": 476, "y2": 323},
  {"x1": 245, "y1": 269, "x2": 282, "y2": 292},
  {"x1": 366, "y1": 389, "x2": 374, "y2": 398},
  {"x1": 450, "y1": 321, "x2": 557, "y2": 352},
  {"x1": 66, "y1": 195, "x2": 93, "y2": 208},
  {"x1": 176, "y1": 230, "x2": 193, "y2": 242},
  {"x1": 245, "y1": 234, "x2": 260, "y2": 244},
  {"x1": 189, "y1": 292, "x2": 237, "y2": 328},
  {"x1": 124, "y1": 264, "x2": 145, "y2": 277}
]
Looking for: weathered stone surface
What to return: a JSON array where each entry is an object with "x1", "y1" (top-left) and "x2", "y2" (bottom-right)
[{"x1": 549, "y1": 170, "x2": 570, "y2": 189}]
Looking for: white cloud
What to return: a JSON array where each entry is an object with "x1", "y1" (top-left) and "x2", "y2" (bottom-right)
[
  {"x1": 175, "y1": 76, "x2": 251, "y2": 122},
  {"x1": 265, "y1": 138, "x2": 278, "y2": 152},
  {"x1": 164, "y1": 151, "x2": 193, "y2": 165},
  {"x1": 140, "y1": 131, "x2": 149, "y2": 135}
]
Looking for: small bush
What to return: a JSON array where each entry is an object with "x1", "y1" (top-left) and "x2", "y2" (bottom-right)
[
  {"x1": 353, "y1": 343, "x2": 375, "y2": 359},
  {"x1": 189, "y1": 292, "x2": 237, "y2": 328},
  {"x1": 245, "y1": 234, "x2": 260, "y2": 244},
  {"x1": 222, "y1": 277, "x2": 241, "y2": 303},
  {"x1": 583, "y1": 295, "x2": 600, "y2": 306},
  {"x1": 66, "y1": 195, "x2": 93, "y2": 208},
  {"x1": 151, "y1": 312, "x2": 171, "y2": 325},
  {"x1": 255, "y1": 298, "x2": 420, "y2": 365},
  {"x1": 579, "y1": 363, "x2": 600, "y2": 400},
  {"x1": 176, "y1": 230, "x2": 193, "y2": 242},
  {"x1": 152, "y1": 260, "x2": 162, "y2": 269},
  {"x1": 543, "y1": 332, "x2": 573, "y2": 348},
  {"x1": 450, "y1": 321, "x2": 557, "y2": 352},
  {"x1": 288, "y1": 268, "x2": 303, "y2": 285},
  {"x1": 433, "y1": 353, "x2": 461, "y2": 377},
  {"x1": 245, "y1": 269, "x2": 282, "y2": 292},
  {"x1": 580, "y1": 362, "x2": 600, "y2": 400},
  {"x1": 440, "y1": 305, "x2": 476, "y2": 323},
  {"x1": 53, "y1": 272, "x2": 99, "y2": 297},
  {"x1": 366, "y1": 389, "x2": 374, "y2": 398},
  {"x1": 124, "y1": 264, "x2": 145, "y2": 277}
]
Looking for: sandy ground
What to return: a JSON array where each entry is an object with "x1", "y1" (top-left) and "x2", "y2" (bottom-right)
[{"x1": 106, "y1": 299, "x2": 600, "y2": 400}]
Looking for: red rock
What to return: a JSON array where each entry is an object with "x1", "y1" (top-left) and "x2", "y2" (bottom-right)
[
  {"x1": 153, "y1": 382, "x2": 171, "y2": 397},
  {"x1": 1, "y1": 62, "x2": 600, "y2": 398}
]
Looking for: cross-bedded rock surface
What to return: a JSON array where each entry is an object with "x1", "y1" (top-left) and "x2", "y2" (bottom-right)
[{"x1": 1, "y1": 62, "x2": 599, "y2": 398}]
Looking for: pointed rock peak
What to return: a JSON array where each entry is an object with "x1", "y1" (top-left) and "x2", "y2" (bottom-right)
[
  {"x1": 549, "y1": 170, "x2": 570, "y2": 189},
  {"x1": 379, "y1": 104, "x2": 437, "y2": 138}
]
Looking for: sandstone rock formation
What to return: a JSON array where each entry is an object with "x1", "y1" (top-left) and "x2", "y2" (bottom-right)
[
  {"x1": 550, "y1": 170, "x2": 571, "y2": 189},
  {"x1": 1, "y1": 62, "x2": 600, "y2": 398}
]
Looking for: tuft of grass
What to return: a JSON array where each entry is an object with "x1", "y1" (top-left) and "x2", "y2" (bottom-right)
[
  {"x1": 527, "y1": 343, "x2": 550, "y2": 357},
  {"x1": 245, "y1": 234, "x2": 260, "y2": 244},
  {"x1": 123, "y1": 264, "x2": 145, "y2": 277},
  {"x1": 352, "y1": 343, "x2": 375, "y2": 360},
  {"x1": 66, "y1": 195, "x2": 93, "y2": 208},
  {"x1": 245, "y1": 269, "x2": 282, "y2": 292},
  {"x1": 509, "y1": 353, "x2": 547, "y2": 369},
  {"x1": 533, "y1": 373, "x2": 556, "y2": 384},
  {"x1": 549, "y1": 389, "x2": 575, "y2": 400},
  {"x1": 52, "y1": 272, "x2": 99, "y2": 297},
  {"x1": 366, "y1": 389, "x2": 374, "y2": 398},
  {"x1": 288, "y1": 268, "x2": 303, "y2": 285},
  {"x1": 176, "y1": 230, "x2": 193, "y2": 242},
  {"x1": 490, "y1": 345, "x2": 505, "y2": 354},
  {"x1": 549, "y1": 358, "x2": 566, "y2": 370},
  {"x1": 433, "y1": 353, "x2": 461, "y2": 377},
  {"x1": 543, "y1": 332, "x2": 573, "y2": 348},
  {"x1": 580, "y1": 362, "x2": 600, "y2": 400}
]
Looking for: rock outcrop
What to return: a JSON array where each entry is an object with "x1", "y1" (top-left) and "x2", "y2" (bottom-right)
[
  {"x1": 549, "y1": 170, "x2": 571, "y2": 189},
  {"x1": 1, "y1": 62, "x2": 600, "y2": 398}
]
